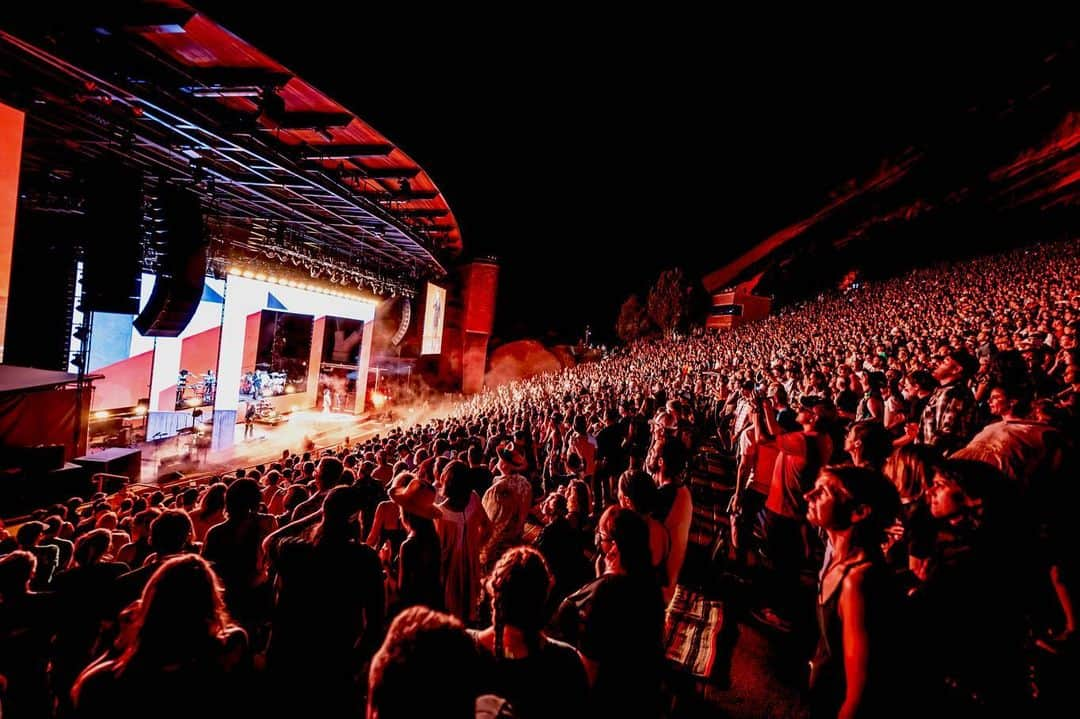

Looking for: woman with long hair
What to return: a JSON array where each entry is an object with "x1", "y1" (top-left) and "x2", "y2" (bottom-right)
[
  {"x1": 0, "y1": 551, "x2": 56, "y2": 718},
  {"x1": 263, "y1": 485, "x2": 385, "y2": 717},
  {"x1": 389, "y1": 472, "x2": 443, "y2": 613},
  {"x1": 912, "y1": 459, "x2": 1031, "y2": 715},
  {"x1": 437, "y1": 460, "x2": 490, "y2": 623},
  {"x1": 617, "y1": 469, "x2": 670, "y2": 586},
  {"x1": 469, "y1": 547, "x2": 587, "y2": 718},
  {"x1": 881, "y1": 445, "x2": 937, "y2": 578},
  {"x1": 50, "y1": 529, "x2": 131, "y2": 713},
  {"x1": 191, "y1": 483, "x2": 227, "y2": 543},
  {"x1": 71, "y1": 554, "x2": 246, "y2": 719}
]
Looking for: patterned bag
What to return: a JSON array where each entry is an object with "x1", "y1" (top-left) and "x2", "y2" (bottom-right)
[{"x1": 664, "y1": 585, "x2": 725, "y2": 678}]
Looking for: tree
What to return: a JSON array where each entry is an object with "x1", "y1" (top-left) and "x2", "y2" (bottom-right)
[
  {"x1": 647, "y1": 267, "x2": 693, "y2": 336},
  {"x1": 615, "y1": 294, "x2": 653, "y2": 344}
]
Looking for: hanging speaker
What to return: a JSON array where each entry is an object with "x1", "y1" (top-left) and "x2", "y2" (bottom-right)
[
  {"x1": 133, "y1": 185, "x2": 206, "y2": 337},
  {"x1": 391, "y1": 299, "x2": 412, "y2": 346},
  {"x1": 82, "y1": 162, "x2": 143, "y2": 314}
]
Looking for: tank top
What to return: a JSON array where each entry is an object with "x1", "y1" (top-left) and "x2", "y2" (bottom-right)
[{"x1": 810, "y1": 557, "x2": 900, "y2": 718}]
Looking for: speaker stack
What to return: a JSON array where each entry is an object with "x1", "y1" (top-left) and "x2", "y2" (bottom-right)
[{"x1": 133, "y1": 185, "x2": 207, "y2": 337}]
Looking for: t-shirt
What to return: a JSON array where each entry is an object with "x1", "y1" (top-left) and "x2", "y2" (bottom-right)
[
  {"x1": 554, "y1": 574, "x2": 665, "y2": 718},
  {"x1": 269, "y1": 537, "x2": 384, "y2": 668},
  {"x1": 468, "y1": 632, "x2": 588, "y2": 719},
  {"x1": 764, "y1": 430, "x2": 832, "y2": 519}
]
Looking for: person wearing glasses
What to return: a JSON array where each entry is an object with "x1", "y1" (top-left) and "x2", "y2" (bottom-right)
[{"x1": 553, "y1": 506, "x2": 664, "y2": 718}]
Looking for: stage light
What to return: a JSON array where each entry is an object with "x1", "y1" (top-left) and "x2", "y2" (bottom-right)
[
  {"x1": 285, "y1": 385, "x2": 295, "y2": 393},
  {"x1": 229, "y1": 267, "x2": 241, "y2": 275},
  {"x1": 134, "y1": 406, "x2": 148, "y2": 416},
  {"x1": 243, "y1": 270, "x2": 254, "y2": 279},
  {"x1": 371, "y1": 391, "x2": 387, "y2": 409},
  {"x1": 94, "y1": 410, "x2": 110, "y2": 420},
  {"x1": 255, "y1": 272, "x2": 266, "y2": 282}
]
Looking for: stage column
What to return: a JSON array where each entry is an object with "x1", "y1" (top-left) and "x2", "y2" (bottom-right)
[
  {"x1": 306, "y1": 316, "x2": 326, "y2": 412},
  {"x1": 211, "y1": 275, "x2": 246, "y2": 450},
  {"x1": 354, "y1": 320, "x2": 374, "y2": 414},
  {"x1": 146, "y1": 336, "x2": 186, "y2": 442}
]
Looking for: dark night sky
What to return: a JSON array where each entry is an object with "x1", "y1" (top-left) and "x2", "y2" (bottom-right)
[{"x1": 181, "y1": 7, "x2": 1071, "y2": 344}]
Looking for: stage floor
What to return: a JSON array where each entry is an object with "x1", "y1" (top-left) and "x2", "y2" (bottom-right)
[{"x1": 133, "y1": 410, "x2": 393, "y2": 483}]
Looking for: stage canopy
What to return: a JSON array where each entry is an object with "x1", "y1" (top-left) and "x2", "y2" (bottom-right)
[
  {"x1": 0, "y1": 364, "x2": 100, "y2": 395},
  {"x1": 0, "y1": 1, "x2": 460, "y2": 291}
]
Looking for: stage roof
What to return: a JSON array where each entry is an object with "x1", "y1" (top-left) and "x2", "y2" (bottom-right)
[
  {"x1": 0, "y1": 365, "x2": 101, "y2": 394},
  {"x1": 0, "y1": 1, "x2": 459, "y2": 282}
]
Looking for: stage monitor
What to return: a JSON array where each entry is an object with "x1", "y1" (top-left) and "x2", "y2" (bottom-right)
[{"x1": 421, "y1": 282, "x2": 446, "y2": 356}]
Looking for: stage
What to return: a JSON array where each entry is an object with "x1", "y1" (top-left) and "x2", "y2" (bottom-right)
[{"x1": 130, "y1": 409, "x2": 394, "y2": 483}]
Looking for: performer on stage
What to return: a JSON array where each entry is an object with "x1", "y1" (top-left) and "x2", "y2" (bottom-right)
[
  {"x1": 323, "y1": 387, "x2": 332, "y2": 413},
  {"x1": 176, "y1": 369, "x2": 190, "y2": 409},
  {"x1": 203, "y1": 369, "x2": 215, "y2": 404},
  {"x1": 244, "y1": 402, "x2": 256, "y2": 440}
]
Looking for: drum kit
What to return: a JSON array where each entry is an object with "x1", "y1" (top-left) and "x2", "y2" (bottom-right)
[
  {"x1": 175, "y1": 369, "x2": 216, "y2": 408},
  {"x1": 240, "y1": 365, "x2": 290, "y2": 399}
]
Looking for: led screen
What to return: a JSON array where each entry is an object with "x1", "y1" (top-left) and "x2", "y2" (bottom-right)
[{"x1": 421, "y1": 282, "x2": 446, "y2": 355}]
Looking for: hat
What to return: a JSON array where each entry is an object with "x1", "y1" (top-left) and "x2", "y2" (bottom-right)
[
  {"x1": 496, "y1": 445, "x2": 528, "y2": 473},
  {"x1": 389, "y1": 474, "x2": 441, "y2": 520}
]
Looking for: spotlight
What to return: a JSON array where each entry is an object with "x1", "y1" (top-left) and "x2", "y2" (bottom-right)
[
  {"x1": 243, "y1": 270, "x2": 254, "y2": 279},
  {"x1": 229, "y1": 267, "x2": 241, "y2": 275},
  {"x1": 134, "y1": 405, "x2": 148, "y2": 416},
  {"x1": 94, "y1": 410, "x2": 110, "y2": 420},
  {"x1": 255, "y1": 272, "x2": 266, "y2": 282}
]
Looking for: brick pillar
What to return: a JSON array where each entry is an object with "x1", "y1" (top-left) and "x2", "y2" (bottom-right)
[{"x1": 459, "y1": 259, "x2": 499, "y2": 394}]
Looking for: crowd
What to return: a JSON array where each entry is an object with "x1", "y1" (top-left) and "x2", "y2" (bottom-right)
[{"x1": 1, "y1": 239, "x2": 1077, "y2": 718}]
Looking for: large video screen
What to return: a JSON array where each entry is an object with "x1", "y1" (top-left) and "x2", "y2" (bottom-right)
[
  {"x1": 75, "y1": 268, "x2": 376, "y2": 412},
  {"x1": 421, "y1": 282, "x2": 446, "y2": 355}
]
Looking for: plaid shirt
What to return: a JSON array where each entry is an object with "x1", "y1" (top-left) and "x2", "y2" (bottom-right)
[{"x1": 919, "y1": 381, "x2": 976, "y2": 455}]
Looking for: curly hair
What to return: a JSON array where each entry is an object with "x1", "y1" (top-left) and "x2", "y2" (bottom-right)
[{"x1": 368, "y1": 606, "x2": 478, "y2": 719}]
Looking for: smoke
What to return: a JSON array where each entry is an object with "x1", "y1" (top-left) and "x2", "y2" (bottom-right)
[{"x1": 484, "y1": 339, "x2": 569, "y2": 387}]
